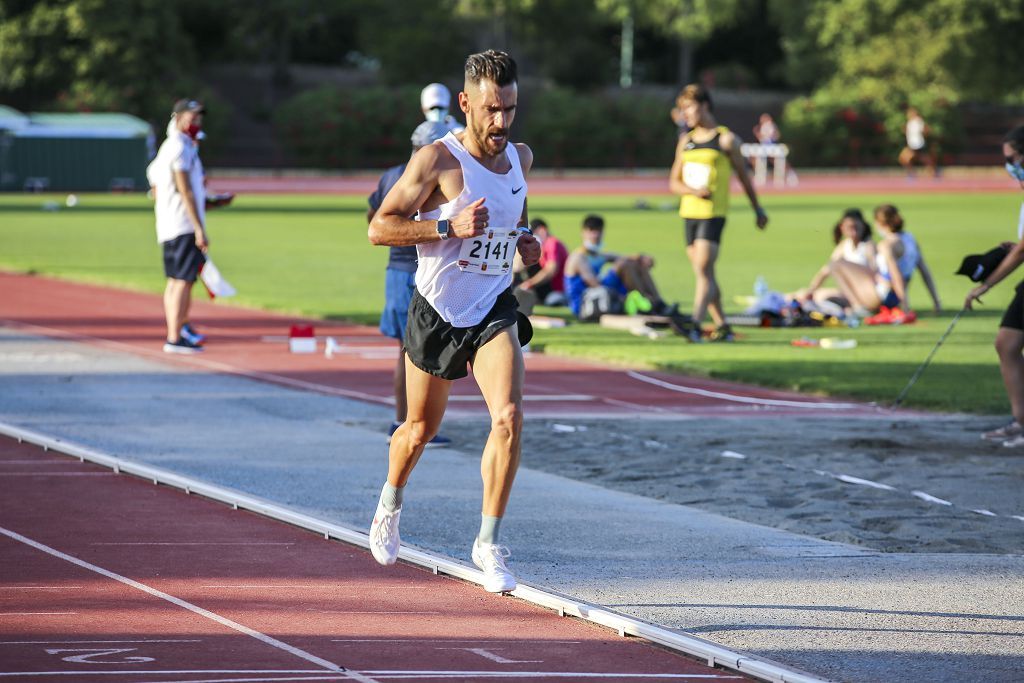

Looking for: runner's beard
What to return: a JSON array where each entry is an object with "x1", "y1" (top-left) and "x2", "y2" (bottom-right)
[{"x1": 473, "y1": 123, "x2": 508, "y2": 156}]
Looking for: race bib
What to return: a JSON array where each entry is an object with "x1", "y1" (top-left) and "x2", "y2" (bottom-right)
[
  {"x1": 683, "y1": 162, "x2": 712, "y2": 190},
  {"x1": 457, "y1": 228, "x2": 520, "y2": 275}
]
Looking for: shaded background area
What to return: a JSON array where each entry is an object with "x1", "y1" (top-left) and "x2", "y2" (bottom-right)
[{"x1": 2, "y1": 0, "x2": 1024, "y2": 170}]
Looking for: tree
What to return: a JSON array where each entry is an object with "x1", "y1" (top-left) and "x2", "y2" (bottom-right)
[
  {"x1": 597, "y1": 0, "x2": 750, "y2": 83},
  {"x1": 0, "y1": 0, "x2": 194, "y2": 119}
]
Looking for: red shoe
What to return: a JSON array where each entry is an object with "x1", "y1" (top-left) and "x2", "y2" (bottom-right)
[
  {"x1": 865, "y1": 306, "x2": 892, "y2": 325},
  {"x1": 889, "y1": 308, "x2": 917, "y2": 324}
]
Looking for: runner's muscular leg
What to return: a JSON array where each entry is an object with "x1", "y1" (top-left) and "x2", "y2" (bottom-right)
[
  {"x1": 387, "y1": 356, "x2": 452, "y2": 487},
  {"x1": 470, "y1": 326, "x2": 524, "y2": 517}
]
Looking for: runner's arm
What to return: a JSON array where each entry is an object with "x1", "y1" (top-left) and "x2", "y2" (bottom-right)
[
  {"x1": 369, "y1": 144, "x2": 486, "y2": 246},
  {"x1": 723, "y1": 131, "x2": 767, "y2": 230}
]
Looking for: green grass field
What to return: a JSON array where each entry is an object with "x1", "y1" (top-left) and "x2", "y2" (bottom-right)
[{"x1": 1, "y1": 189, "x2": 1020, "y2": 413}]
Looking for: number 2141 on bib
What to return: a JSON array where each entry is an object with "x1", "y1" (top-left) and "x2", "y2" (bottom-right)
[{"x1": 457, "y1": 229, "x2": 520, "y2": 275}]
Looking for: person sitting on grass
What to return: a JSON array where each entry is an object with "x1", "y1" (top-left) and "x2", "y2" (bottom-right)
[
  {"x1": 563, "y1": 214, "x2": 671, "y2": 321},
  {"x1": 512, "y1": 217, "x2": 568, "y2": 315},
  {"x1": 828, "y1": 204, "x2": 941, "y2": 323},
  {"x1": 793, "y1": 208, "x2": 876, "y2": 313}
]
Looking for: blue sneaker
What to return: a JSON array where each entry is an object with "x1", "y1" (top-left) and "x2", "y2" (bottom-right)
[
  {"x1": 180, "y1": 323, "x2": 206, "y2": 345},
  {"x1": 386, "y1": 422, "x2": 451, "y2": 448}
]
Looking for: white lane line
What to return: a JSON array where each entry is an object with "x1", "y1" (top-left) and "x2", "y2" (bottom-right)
[
  {"x1": 363, "y1": 673, "x2": 742, "y2": 680},
  {"x1": 204, "y1": 585, "x2": 314, "y2": 588},
  {"x1": 0, "y1": 612, "x2": 76, "y2": 616},
  {"x1": 330, "y1": 639, "x2": 582, "y2": 644},
  {"x1": 0, "y1": 526, "x2": 378, "y2": 683},
  {"x1": 93, "y1": 544, "x2": 296, "y2": 548},
  {"x1": 0, "y1": 460, "x2": 79, "y2": 465},
  {"x1": 628, "y1": 371, "x2": 865, "y2": 410},
  {"x1": 0, "y1": 672, "x2": 330, "y2": 677},
  {"x1": 133, "y1": 678, "x2": 348, "y2": 683},
  {"x1": 447, "y1": 394, "x2": 593, "y2": 403},
  {"x1": 0, "y1": 676, "x2": 739, "y2": 682},
  {"x1": 0, "y1": 472, "x2": 113, "y2": 476},
  {"x1": 0, "y1": 586, "x2": 82, "y2": 590},
  {"x1": 0, "y1": 639, "x2": 201, "y2": 644}
]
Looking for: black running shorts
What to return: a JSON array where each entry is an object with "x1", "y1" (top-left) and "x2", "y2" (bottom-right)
[
  {"x1": 162, "y1": 233, "x2": 206, "y2": 282},
  {"x1": 404, "y1": 287, "x2": 527, "y2": 380},
  {"x1": 684, "y1": 217, "x2": 726, "y2": 246},
  {"x1": 1000, "y1": 281, "x2": 1024, "y2": 331}
]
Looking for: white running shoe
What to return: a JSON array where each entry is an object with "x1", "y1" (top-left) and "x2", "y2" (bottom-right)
[
  {"x1": 369, "y1": 501, "x2": 401, "y2": 566},
  {"x1": 1003, "y1": 433, "x2": 1024, "y2": 448},
  {"x1": 472, "y1": 538, "x2": 517, "y2": 593},
  {"x1": 983, "y1": 421, "x2": 1023, "y2": 442}
]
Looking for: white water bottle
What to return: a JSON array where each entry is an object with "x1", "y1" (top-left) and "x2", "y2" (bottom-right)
[{"x1": 754, "y1": 275, "x2": 768, "y2": 298}]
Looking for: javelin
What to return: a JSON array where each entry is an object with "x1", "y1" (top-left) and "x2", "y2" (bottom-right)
[{"x1": 892, "y1": 308, "x2": 966, "y2": 409}]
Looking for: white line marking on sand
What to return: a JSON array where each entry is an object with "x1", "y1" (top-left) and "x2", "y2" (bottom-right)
[
  {"x1": 0, "y1": 525, "x2": 378, "y2": 683},
  {"x1": 912, "y1": 491, "x2": 953, "y2": 506},
  {"x1": 627, "y1": 371, "x2": 864, "y2": 410},
  {"x1": 834, "y1": 475, "x2": 896, "y2": 491}
]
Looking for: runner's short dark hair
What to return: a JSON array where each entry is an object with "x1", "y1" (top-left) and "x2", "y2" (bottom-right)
[
  {"x1": 582, "y1": 214, "x2": 604, "y2": 231},
  {"x1": 1007, "y1": 125, "x2": 1024, "y2": 155},
  {"x1": 530, "y1": 217, "x2": 548, "y2": 231},
  {"x1": 465, "y1": 50, "x2": 517, "y2": 87}
]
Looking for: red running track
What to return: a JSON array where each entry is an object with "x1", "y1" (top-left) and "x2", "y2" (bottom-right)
[
  {"x1": 0, "y1": 272, "x2": 883, "y2": 418},
  {"x1": 0, "y1": 435, "x2": 752, "y2": 682},
  {"x1": 206, "y1": 171, "x2": 1020, "y2": 197}
]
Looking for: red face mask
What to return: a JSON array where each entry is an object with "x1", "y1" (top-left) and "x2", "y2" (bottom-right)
[{"x1": 186, "y1": 123, "x2": 202, "y2": 139}]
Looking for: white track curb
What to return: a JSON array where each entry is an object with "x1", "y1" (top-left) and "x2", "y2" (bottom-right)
[{"x1": 0, "y1": 421, "x2": 831, "y2": 683}]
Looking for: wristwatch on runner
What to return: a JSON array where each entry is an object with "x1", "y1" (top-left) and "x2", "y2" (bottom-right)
[{"x1": 436, "y1": 219, "x2": 451, "y2": 240}]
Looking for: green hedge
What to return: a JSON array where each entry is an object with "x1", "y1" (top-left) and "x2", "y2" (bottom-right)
[
  {"x1": 273, "y1": 85, "x2": 678, "y2": 169},
  {"x1": 274, "y1": 85, "x2": 424, "y2": 168},
  {"x1": 781, "y1": 89, "x2": 961, "y2": 167}
]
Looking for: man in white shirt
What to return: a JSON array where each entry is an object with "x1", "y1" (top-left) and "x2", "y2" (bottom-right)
[
  {"x1": 146, "y1": 99, "x2": 215, "y2": 354},
  {"x1": 368, "y1": 51, "x2": 540, "y2": 594}
]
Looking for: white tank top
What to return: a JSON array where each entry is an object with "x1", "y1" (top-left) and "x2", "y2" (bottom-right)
[
  {"x1": 841, "y1": 239, "x2": 872, "y2": 267},
  {"x1": 415, "y1": 132, "x2": 527, "y2": 327}
]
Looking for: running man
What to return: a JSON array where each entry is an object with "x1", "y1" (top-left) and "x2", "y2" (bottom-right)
[
  {"x1": 367, "y1": 50, "x2": 539, "y2": 593},
  {"x1": 669, "y1": 84, "x2": 768, "y2": 342}
]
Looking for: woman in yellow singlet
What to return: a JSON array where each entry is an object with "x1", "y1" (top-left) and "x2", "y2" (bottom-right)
[{"x1": 669, "y1": 84, "x2": 768, "y2": 342}]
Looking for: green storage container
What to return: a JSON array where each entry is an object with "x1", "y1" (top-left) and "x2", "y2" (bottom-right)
[{"x1": 0, "y1": 110, "x2": 155, "y2": 192}]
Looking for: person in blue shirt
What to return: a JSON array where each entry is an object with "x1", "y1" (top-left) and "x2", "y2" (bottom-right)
[{"x1": 367, "y1": 120, "x2": 452, "y2": 447}]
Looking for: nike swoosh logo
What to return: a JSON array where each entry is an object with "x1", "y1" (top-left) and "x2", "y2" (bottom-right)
[{"x1": 512, "y1": 186, "x2": 523, "y2": 194}]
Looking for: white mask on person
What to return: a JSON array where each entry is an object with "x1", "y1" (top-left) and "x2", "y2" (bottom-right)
[{"x1": 425, "y1": 108, "x2": 447, "y2": 123}]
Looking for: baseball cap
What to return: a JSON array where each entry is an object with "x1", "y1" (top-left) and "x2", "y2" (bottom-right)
[
  {"x1": 955, "y1": 245, "x2": 1010, "y2": 282},
  {"x1": 172, "y1": 99, "x2": 205, "y2": 115},
  {"x1": 411, "y1": 120, "x2": 451, "y2": 148},
  {"x1": 420, "y1": 83, "x2": 451, "y2": 111}
]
